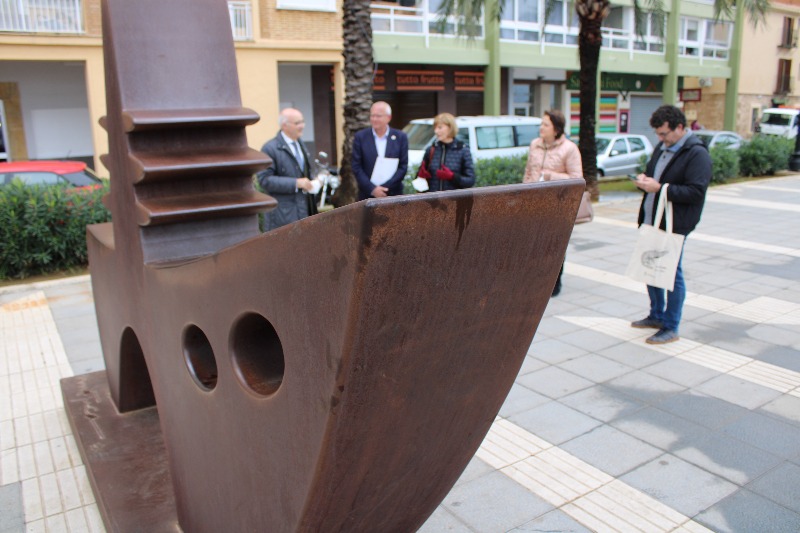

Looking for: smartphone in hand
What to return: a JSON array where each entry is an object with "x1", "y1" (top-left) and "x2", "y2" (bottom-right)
[{"x1": 627, "y1": 174, "x2": 639, "y2": 181}]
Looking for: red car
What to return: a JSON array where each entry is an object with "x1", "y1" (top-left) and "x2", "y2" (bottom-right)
[{"x1": 0, "y1": 160, "x2": 103, "y2": 191}]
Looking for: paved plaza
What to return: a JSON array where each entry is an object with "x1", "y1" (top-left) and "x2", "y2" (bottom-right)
[{"x1": 2, "y1": 175, "x2": 800, "y2": 532}]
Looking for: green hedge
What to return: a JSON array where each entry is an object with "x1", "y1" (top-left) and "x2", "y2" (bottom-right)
[
  {"x1": 738, "y1": 134, "x2": 793, "y2": 177},
  {"x1": 0, "y1": 182, "x2": 111, "y2": 279},
  {"x1": 709, "y1": 145, "x2": 740, "y2": 184}
]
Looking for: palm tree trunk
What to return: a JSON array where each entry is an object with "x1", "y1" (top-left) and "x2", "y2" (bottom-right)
[
  {"x1": 336, "y1": 0, "x2": 374, "y2": 207},
  {"x1": 576, "y1": 0, "x2": 609, "y2": 201}
]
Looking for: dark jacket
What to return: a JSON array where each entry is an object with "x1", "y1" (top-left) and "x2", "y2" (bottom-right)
[
  {"x1": 418, "y1": 139, "x2": 476, "y2": 192},
  {"x1": 639, "y1": 133, "x2": 711, "y2": 235},
  {"x1": 351, "y1": 127, "x2": 409, "y2": 200},
  {"x1": 257, "y1": 132, "x2": 318, "y2": 231}
]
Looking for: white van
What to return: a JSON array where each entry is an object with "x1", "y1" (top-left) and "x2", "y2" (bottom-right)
[
  {"x1": 759, "y1": 108, "x2": 800, "y2": 138},
  {"x1": 402, "y1": 115, "x2": 542, "y2": 169}
]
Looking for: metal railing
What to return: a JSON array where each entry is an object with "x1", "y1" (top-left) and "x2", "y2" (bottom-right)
[
  {"x1": 228, "y1": 1, "x2": 252, "y2": 41},
  {"x1": 371, "y1": 0, "x2": 484, "y2": 45},
  {"x1": 1, "y1": 0, "x2": 253, "y2": 40},
  {"x1": 0, "y1": 0, "x2": 83, "y2": 34}
]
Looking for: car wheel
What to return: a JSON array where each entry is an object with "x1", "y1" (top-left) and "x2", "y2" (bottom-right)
[{"x1": 597, "y1": 169, "x2": 604, "y2": 180}]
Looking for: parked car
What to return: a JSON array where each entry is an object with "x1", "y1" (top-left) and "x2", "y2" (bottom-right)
[
  {"x1": 595, "y1": 133, "x2": 653, "y2": 177},
  {"x1": 0, "y1": 160, "x2": 103, "y2": 191},
  {"x1": 758, "y1": 107, "x2": 799, "y2": 138},
  {"x1": 403, "y1": 115, "x2": 542, "y2": 169},
  {"x1": 693, "y1": 130, "x2": 743, "y2": 150}
]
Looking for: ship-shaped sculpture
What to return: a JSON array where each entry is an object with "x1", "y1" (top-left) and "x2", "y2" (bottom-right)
[{"x1": 60, "y1": 0, "x2": 584, "y2": 531}]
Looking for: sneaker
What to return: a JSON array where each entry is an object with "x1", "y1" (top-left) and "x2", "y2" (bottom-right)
[
  {"x1": 631, "y1": 317, "x2": 663, "y2": 329},
  {"x1": 646, "y1": 328, "x2": 679, "y2": 345}
]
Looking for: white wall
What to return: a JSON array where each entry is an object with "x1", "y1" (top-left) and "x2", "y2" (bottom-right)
[{"x1": 0, "y1": 61, "x2": 94, "y2": 159}]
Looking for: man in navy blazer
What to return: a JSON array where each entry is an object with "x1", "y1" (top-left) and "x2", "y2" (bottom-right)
[{"x1": 352, "y1": 101, "x2": 409, "y2": 200}]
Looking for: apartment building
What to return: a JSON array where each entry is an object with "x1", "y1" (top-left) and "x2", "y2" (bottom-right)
[
  {"x1": 1, "y1": 0, "x2": 344, "y2": 171},
  {"x1": 2, "y1": 0, "x2": 796, "y2": 171}
]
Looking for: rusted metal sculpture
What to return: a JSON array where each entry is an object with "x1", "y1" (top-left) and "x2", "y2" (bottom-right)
[{"x1": 60, "y1": 0, "x2": 584, "y2": 531}]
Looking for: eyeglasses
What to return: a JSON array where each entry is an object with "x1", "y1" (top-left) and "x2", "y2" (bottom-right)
[
  {"x1": 370, "y1": 114, "x2": 388, "y2": 118},
  {"x1": 291, "y1": 120, "x2": 305, "y2": 125},
  {"x1": 655, "y1": 128, "x2": 673, "y2": 138}
]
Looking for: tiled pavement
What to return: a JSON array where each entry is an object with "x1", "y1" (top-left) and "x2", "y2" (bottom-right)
[{"x1": 2, "y1": 175, "x2": 800, "y2": 532}]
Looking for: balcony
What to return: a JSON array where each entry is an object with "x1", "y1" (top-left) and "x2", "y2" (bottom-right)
[
  {"x1": 1, "y1": 0, "x2": 253, "y2": 40},
  {"x1": 371, "y1": 0, "x2": 484, "y2": 43},
  {"x1": 0, "y1": 0, "x2": 84, "y2": 34}
]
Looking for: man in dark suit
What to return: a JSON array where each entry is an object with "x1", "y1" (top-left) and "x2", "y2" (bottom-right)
[
  {"x1": 351, "y1": 101, "x2": 409, "y2": 200},
  {"x1": 257, "y1": 107, "x2": 318, "y2": 231}
]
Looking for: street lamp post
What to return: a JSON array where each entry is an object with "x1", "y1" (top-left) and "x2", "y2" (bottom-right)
[{"x1": 790, "y1": 117, "x2": 800, "y2": 171}]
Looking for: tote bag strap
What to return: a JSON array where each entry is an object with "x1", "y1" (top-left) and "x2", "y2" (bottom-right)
[{"x1": 653, "y1": 183, "x2": 672, "y2": 233}]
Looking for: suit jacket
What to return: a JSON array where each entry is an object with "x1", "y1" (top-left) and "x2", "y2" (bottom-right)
[
  {"x1": 351, "y1": 127, "x2": 408, "y2": 200},
  {"x1": 257, "y1": 132, "x2": 317, "y2": 231}
]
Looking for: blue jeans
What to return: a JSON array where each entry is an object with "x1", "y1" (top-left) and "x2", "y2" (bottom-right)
[{"x1": 646, "y1": 246, "x2": 685, "y2": 332}]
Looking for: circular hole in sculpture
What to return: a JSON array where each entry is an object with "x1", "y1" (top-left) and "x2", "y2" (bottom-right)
[
  {"x1": 183, "y1": 325, "x2": 218, "y2": 391},
  {"x1": 230, "y1": 313, "x2": 285, "y2": 397}
]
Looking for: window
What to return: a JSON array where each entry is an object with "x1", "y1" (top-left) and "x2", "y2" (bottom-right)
[
  {"x1": 6, "y1": 172, "x2": 62, "y2": 186},
  {"x1": 515, "y1": 125, "x2": 540, "y2": 146},
  {"x1": 611, "y1": 139, "x2": 628, "y2": 155},
  {"x1": 777, "y1": 59, "x2": 793, "y2": 94},
  {"x1": 781, "y1": 17, "x2": 795, "y2": 48},
  {"x1": 629, "y1": 137, "x2": 645, "y2": 152},
  {"x1": 476, "y1": 126, "x2": 515, "y2": 149}
]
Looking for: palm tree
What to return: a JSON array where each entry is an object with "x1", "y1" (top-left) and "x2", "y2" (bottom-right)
[
  {"x1": 337, "y1": 0, "x2": 375, "y2": 206},
  {"x1": 437, "y1": 0, "x2": 767, "y2": 199}
]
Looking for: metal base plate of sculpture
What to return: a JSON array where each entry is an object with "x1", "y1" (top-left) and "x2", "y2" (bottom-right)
[{"x1": 60, "y1": 0, "x2": 584, "y2": 531}]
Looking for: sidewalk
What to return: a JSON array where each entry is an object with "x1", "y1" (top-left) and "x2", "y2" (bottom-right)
[{"x1": 2, "y1": 176, "x2": 800, "y2": 532}]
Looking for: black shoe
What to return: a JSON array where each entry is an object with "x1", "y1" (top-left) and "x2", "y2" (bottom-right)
[
  {"x1": 551, "y1": 283, "x2": 561, "y2": 297},
  {"x1": 631, "y1": 317, "x2": 663, "y2": 329},
  {"x1": 646, "y1": 328, "x2": 680, "y2": 344}
]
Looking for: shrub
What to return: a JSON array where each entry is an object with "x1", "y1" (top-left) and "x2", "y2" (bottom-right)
[
  {"x1": 0, "y1": 182, "x2": 111, "y2": 279},
  {"x1": 709, "y1": 146, "x2": 739, "y2": 184},
  {"x1": 474, "y1": 154, "x2": 528, "y2": 187},
  {"x1": 738, "y1": 134, "x2": 793, "y2": 177}
]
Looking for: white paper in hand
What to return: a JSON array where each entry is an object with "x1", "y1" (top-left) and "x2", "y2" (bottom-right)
[
  {"x1": 308, "y1": 179, "x2": 322, "y2": 195},
  {"x1": 411, "y1": 178, "x2": 429, "y2": 192},
  {"x1": 370, "y1": 157, "x2": 399, "y2": 186}
]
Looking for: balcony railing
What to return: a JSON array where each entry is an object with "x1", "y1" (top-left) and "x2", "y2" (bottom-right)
[
  {"x1": 1, "y1": 0, "x2": 253, "y2": 40},
  {"x1": 228, "y1": 1, "x2": 252, "y2": 41},
  {"x1": 371, "y1": 0, "x2": 484, "y2": 45},
  {"x1": 0, "y1": 0, "x2": 83, "y2": 34}
]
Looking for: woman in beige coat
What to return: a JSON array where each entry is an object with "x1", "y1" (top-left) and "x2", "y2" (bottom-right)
[{"x1": 523, "y1": 109, "x2": 584, "y2": 296}]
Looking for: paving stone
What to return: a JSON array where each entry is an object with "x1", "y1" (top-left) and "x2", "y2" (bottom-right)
[
  {"x1": 0, "y1": 482, "x2": 25, "y2": 533},
  {"x1": 560, "y1": 425, "x2": 662, "y2": 477},
  {"x1": 509, "y1": 509, "x2": 592, "y2": 532},
  {"x1": 695, "y1": 489, "x2": 800, "y2": 533},
  {"x1": 620, "y1": 453, "x2": 738, "y2": 517},
  {"x1": 759, "y1": 394, "x2": 800, "y2": 426},
  {"x1": 498, "y1": 384, "x2": 550, "y2": 418},
  {"x1": 611, "y1": 406, "x2": 709, "y2": 452},
  {"x1": 558, "y1": 328, "x2": 627, "y2": 353},
  {"x1": 560, "y1": 384, "x2": 646, "y2": 423},
  {"x1": 641, "y1": 356, "x2": 719, "y2": 388},
  {"x1": 516, "y1": 367, "x2": 593, "y2": 400},
  {"x1": 746, "y1": 462, "x2": 800, "y2": 513},
  {"x1": 672, "y1": 432, "x2": 783, "y2": 486},
  {"x1": 595, "y1": 342, "x2": 670, "y2": 370},
  {"x1": 655, "y1": 389, "x2": 750, "y2": 430},
  {"x1": 417, "y1": 507, "x2": 473, "y2": 533},
  {"x1": 443, "y1": 471, "x2": 553, "y2": 533},
  {"x1": 526, "y1": 338, "x2": 589, "y2": 365},
  {"x1": 557, "y1": 353, "x2": 635, "y2": 384},
  {"x1": 508, "y1": 401, "x2": 602, "y2": 446},
  {"x1": 606, "y1": 370, "x2": 688, "y2": 405},
  {"x1": 722, "y1": 412, "x2": 800, "y2": 459},
  {"x1": 694, "y1": 374, "x2": 783, "y2": 411}
]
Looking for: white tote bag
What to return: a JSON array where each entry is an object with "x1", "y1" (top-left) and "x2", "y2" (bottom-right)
[{"x1": 626, "y1": 184, "x2": 685, "y2": 291}]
